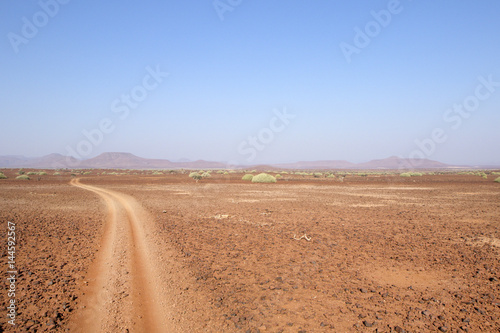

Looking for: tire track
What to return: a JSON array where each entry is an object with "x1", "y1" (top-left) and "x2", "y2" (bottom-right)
[{"x1": 69, "y1": 178, "x2": 171, "y2": 332}]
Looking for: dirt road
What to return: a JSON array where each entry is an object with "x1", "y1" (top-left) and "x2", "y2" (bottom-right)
[{"x1": 68, "y1": 178, "x2": 172, "y2": 332}]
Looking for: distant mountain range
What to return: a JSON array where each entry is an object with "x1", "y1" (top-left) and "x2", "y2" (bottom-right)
[
  {"x1": 0, "y1": 153, "x2": 226, "y2": 170},
  {"x1": 0, "y1": 152, "x2": 488, "y2": 170}
]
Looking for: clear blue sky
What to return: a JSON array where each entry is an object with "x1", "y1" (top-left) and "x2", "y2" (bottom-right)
[{"x1": 1, "y1": 1, "x2": 499, "y2": 166}]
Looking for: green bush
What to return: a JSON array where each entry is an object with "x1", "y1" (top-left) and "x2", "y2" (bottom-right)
[
  {"x1": 17, "y1": 169, "x2": 25, "y2": 175},
  {"x1": 410, "y1": 172, "x2": 423, "y2": 177},
  {"x1": 400, "y1": 173, "x2": 411, "y2": 177},
  {"x1": 0, "y1": 173, "x2": 7, "y2": 179},
  {"x1": 251, "y1": 173, "x2": 277, "y2": 183},
  {"x1": 495, "y1": 177, "x2": 500, "y2": 183},
  {"x1": 242, "y1": 174, "x2": 254, "y2": 181},
  {"x1": 38, "y1": 171, "x2": 47, "y2": 175},
  {"x1": 53, "y1": 172, "x2": 61, "y2": 176},
  {"x1": 16, "y1": 175, "x2": 30, "y2": 180},
  {"x1": 27, "y1": 171, "x2": 37, "y2": 175},
  {"x1": 189, "y1": 172, "x2": 202, "y2": 181},
  {"x1": 201, "y1": 172, "x2": 211, "y2": 178}
]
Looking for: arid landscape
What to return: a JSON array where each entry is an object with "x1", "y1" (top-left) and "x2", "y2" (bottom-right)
[
  {"x1": 3, "y1": 1, "x2": 500, "y2": 332},
  {"x1": 1, "y1": 169, "x2": 499, "y2": 332}
]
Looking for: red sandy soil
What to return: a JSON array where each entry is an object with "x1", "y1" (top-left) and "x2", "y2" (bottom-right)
[{"x1": 0, "y1": 170, "x2": 499, "y2": 332}]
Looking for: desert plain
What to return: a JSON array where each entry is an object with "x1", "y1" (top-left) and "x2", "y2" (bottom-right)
[{"x1": 1, "y1": 170, "x2": 499, "y2": 332}]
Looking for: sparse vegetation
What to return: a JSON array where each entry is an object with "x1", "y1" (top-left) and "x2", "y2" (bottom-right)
[
  {"x1": 251, "y1": 173, "x2": 277, "y2": 183},
  {"x1": 242, "y1": 174, "x2": 254, "y2": 181},
  {"x1": 495, "y1": 177, "x2": 500, "y2": 183},
  {"x1": 27, "y1": 171, "x2": 37, "y2": 175},
  {"x1": 18, "y1": 169, "x2": 25, "y2": 175},
  {"x1": 38, "y1": 171, "x2": 47, "y2": 175},
  {"x1": 0, "y1": 172, "x2": 7, "y2": 179},
  {"x1": 201, "y1": 172, "x2": 211, "y2": 178},
  {"x1": 460, "y1": 171, "x2": 489, "y2": 178},
  {"x1": 53, "y1": 172, "x2": 61, "y2": 176},
  {"x1": 189, "y1": 172, "x2": 202, "y2": 181},
  {"x1": 401, "y1": 172, "x2": 422, "y2": 177},
  {"x1": 16, "y1": 175, "x2": 30, "y2": 180}
]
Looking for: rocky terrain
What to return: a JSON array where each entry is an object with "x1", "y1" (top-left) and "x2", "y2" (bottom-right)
[{"x1": 1, "y1": 170, "x2": 499, "y2": 332}]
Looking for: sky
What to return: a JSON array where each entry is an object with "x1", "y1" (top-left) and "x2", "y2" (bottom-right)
[{"x1": 1, "y1": 1, "x2": 499, "y2": 166}]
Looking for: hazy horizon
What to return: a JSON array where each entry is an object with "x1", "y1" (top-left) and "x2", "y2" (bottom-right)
[
  {"x1": 2, "y1": 151, "x2": 499, "y2": 169},
  {"x1": 2, "y1": 1, "x2": 499, "y2": 166}
]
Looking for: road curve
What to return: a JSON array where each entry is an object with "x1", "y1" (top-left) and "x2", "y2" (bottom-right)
[{"x1": 68, "y1": 178, "x2": 172, "y2": 332}]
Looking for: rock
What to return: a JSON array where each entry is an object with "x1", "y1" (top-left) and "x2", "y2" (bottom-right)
[
  {"x1": 360, "y1": 288, "x2": 368, "y2": 293},
  {"x1": 363, "y1": 320, "x2": 374, "y2": 327},
  {"x1": 438, "y1": 326, "x2": 448, "y2": 332},
  {"x1": 25, "y1": 320, "x2": 36, "y2": 328},
  {"x1": 474, "y1": 307, "x2": 485, "y2": 315},
  {"x1": 394, "y1": 326, "x2": 405, "y2": 333},
  {"x1": 422, "y1": 310, "x2": 431, "y2": 317},
  {"x1": 489, "y1": 277, "x2": 498, "y2": 282}
]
